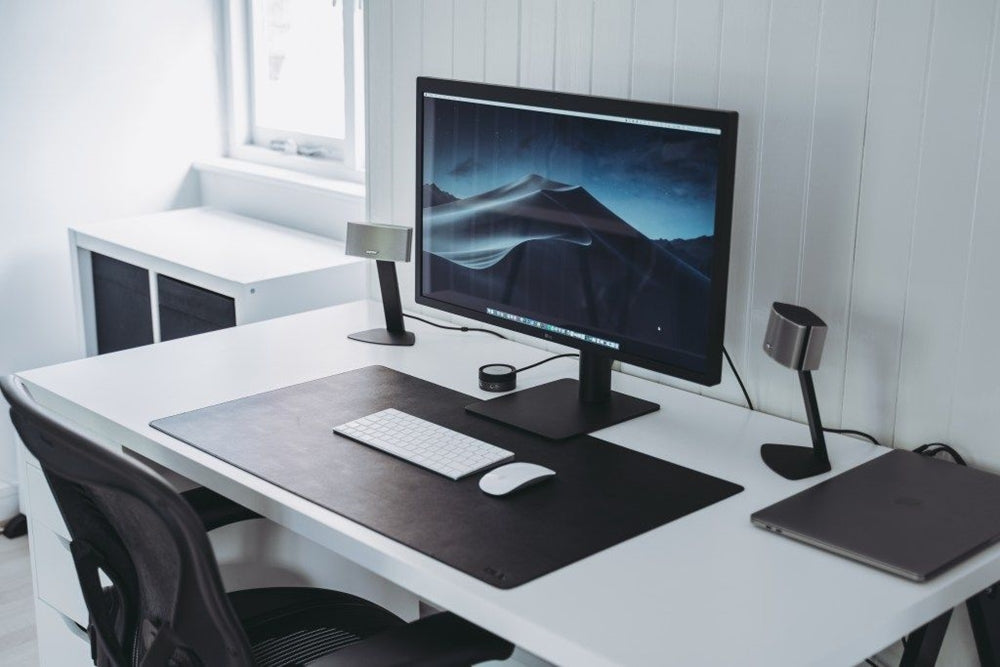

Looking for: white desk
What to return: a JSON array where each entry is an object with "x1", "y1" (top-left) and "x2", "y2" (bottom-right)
[{"x1": 17, "y1": 300, "x2": 1000, "y2": 666}]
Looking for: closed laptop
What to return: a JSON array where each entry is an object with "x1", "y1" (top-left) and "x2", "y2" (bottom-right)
[{"x1": 751, "y1": 449, "x2": 1000, "y2": 581}]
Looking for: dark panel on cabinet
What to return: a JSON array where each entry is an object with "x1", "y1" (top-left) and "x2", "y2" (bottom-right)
[
  {"x1": 91, "y1": 253, "x2": 154, "y2": 354},
  {"x1": 157, "y1": 275, "x2": 236, "y2": 342}
]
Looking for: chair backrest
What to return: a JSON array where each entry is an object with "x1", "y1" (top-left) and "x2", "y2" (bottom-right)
[{"x1": 1, "y1": 376, "x2": 255, "y2": 666}]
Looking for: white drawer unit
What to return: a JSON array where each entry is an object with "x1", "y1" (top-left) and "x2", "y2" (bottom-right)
[
  {"x1": 69, "y1": 206, "x2": 367, "y2": 356},
  {"x1": 26, "y1": 462, "x2": 68, "y2": 539},
  {"x1": 34, "y1": 599, "x2": 91, "y2": 667},
  {"x1": 33, "y1": 523, "x2": 88, "y2": 627}
]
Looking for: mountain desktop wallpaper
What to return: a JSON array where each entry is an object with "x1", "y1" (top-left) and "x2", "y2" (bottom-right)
[{"x1": 421, "y1": 96, "x2": 722, "y2": 370}]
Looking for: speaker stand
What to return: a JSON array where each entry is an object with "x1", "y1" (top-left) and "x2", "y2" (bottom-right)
[
  {"x1": 760, "y1": 370, "x2": 830, "y2": 480},
  {"x1": 348, "y1": 260, "x2": 415, "y2": 346}
]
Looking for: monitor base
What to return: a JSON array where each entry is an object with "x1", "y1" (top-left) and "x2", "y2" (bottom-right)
[
  {"x1": 348, "y1": 329, "x2": 415, "y2": 346},
  {"x1": 760, "y1": 443, "x2": 831, "y2": 480},
  {"x1": 466, "y1": 378, "x2": 659, "y2": 440}
]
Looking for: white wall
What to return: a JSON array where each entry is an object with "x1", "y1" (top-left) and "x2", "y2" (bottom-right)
[
  {"x1": 365, "y1": 1, "x2": 999, "y2": 662},
  {"x1": 0, "y1": 1, "x2": 224, "y2": 490}
]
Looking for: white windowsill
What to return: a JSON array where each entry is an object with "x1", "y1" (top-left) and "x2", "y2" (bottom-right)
[
  {"x1": 194, "y1": 157, "x2": 366, "y2": 200},
  {"x1": 193, "y1": 157, "x2": 367, "y2": 240}
]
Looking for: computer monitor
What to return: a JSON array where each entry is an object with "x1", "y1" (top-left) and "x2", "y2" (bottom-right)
[{"x1": 415, "y1": 77, "x2": 738, "y2": 439}]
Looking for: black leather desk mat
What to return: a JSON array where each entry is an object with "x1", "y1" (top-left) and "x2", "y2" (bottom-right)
[{"x1": 151, "y1": 365, "x2": 743, "y2": 589}]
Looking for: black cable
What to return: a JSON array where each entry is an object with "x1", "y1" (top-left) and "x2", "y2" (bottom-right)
[
  {"x1": 722, "y1": 345, "x2": 755, "y2": 411},
  {"x1": 865, "y1": 659, "x2": 879, "y2": 667},
  {"x1": 724, "y1": 346, "x2": 888, "y2": 449},
  {"x1": 403, "y1": 313, "x2": 508, "y2": 340},
  {"x1": 914, "y1": 442, "x2": 967, "y2": 466},
  {"x1": 822, "y1": 427, "x2": 881, "y2": 447},
  {"x1": 515, "y1": 353, "x2": 579, "y2": 374}
]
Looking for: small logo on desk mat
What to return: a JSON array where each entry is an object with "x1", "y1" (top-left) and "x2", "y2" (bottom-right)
[{"x1": 483, "y1": 566, "x2": 508, "y2": 582}]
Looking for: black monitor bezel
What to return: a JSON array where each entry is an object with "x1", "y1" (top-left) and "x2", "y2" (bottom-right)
[{"x1": 414, "y1": 76, "x2": 738, "y2": 386}]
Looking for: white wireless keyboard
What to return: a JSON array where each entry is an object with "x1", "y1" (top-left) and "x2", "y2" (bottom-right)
[{"x1": 333, "y1": 408, "x2": 514, "y2": 480}]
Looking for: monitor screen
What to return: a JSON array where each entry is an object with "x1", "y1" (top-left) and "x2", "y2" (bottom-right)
[{"x1": 415, "y1": 78, "x2": 737, "y2": 385}]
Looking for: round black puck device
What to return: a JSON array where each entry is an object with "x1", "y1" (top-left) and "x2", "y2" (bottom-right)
[{"x1": 479, "y1": 363, "x2": 517, "y2": 392}]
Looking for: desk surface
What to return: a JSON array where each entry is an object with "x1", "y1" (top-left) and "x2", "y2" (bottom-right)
[{"x1": 18, "y1": 301, "x2": 1000, "y2": 666}]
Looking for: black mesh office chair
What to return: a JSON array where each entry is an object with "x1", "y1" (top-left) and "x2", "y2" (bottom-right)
[{"x1": 2, "y1": 375, "x2": 513, "y2": 666}]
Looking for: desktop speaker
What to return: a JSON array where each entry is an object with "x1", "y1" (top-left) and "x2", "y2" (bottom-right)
[
  {"x1": 344, "y1": 222, "x2": 414, "y2": 346},
  {"x1": 345, "y1": 222, "x2": 413, "y2": 263},
  {"x1": 760, "y1": 302, "x2": 831, "y2": 480},
  {"x1": 762, "y1": 302, "x2": 827, "y2": 371}
]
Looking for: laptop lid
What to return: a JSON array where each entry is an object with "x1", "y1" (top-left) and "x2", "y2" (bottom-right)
[{"x1": 751, "y1": 449, "x2": 1000, "y2": 581}]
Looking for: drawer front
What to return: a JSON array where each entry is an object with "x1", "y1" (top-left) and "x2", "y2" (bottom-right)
[
  {"x1": 91, "y1": 252, "x2": 154, "y2": 354},
  {"x1": 34, "y1": 525, "x2": 88, "y2": 626},
  {"x1": 157, "y1": 274, "x2": 236, "y2": 342},
  {"x1": 27, "y1": 463, "x2": 69, "y2": 540},
  {"x1": 35, "y1": 599, "x2": 91, "y2": 667}
]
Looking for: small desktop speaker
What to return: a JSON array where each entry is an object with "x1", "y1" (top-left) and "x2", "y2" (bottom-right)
[
  {"x1": 760, "y1": 302, "x2": 831, "y2": 480},
  {"x1": 345, "y1": 222, "x2": 413, "y2": 263},
  {"x1": 344, "y1": 222, "x2": 415, "y2": 346},
  {"x1": 762, "y1": 302, "x2": 827, "y2": 371}
]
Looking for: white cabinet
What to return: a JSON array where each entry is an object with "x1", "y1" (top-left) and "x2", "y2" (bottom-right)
[{"x1": 69, "y1": 206, "x2": 367, "y2": 356}]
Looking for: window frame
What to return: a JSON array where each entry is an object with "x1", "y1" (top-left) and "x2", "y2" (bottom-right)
[{"x1": 221, "y1": 0, "x2": 365, "y2": 182}]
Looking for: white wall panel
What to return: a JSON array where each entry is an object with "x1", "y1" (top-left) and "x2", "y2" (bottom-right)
[
  {"x1": 422, "y1": 0, "x2": 454, "y2": 78},
  {"x1": 893, "y1": 0, "x2": 996, "y2": 447},
  {"x1": 673, "y1": 0, "x2": 723, "y2": 107},
  {"x1": 484, "y1": 0, "x2": 521, "y2": 85},
  {"x1": 746, "y1": 0, "x2": 823, "y2": 420},
  {"x1": 366, "y1": 0, "x2": 394, "y2": 227},
  {"x1": 591, "y1": 0, "x2": 634, "y2": 98},
  {"x1": 453, "y1": 1, "x2": 486, "y2": 82},
  {"x1": 631, "y1": 0, "x2": 676, "y2": 103},
  {"x1": 842, "y1": 0, "x2": 934, "y2": 446},
  {"x1": 519, "y1": 0, "x2": 557, "y2": 89},
  {"x1": 797, "y1": 0, "x2": 876, "y2": 428},
  {"x1": 389, "y1": 2, "x2": 423, "y2": 306},
  {"x1": 950, "y1": 5, "x2": 1000, "y2": 472},
  {"x1": 713, "y1": 1, "x2": 770, "y2": 408},
  {"x1": 555, "y1": 0, "x2": 594, "y2": 93}
]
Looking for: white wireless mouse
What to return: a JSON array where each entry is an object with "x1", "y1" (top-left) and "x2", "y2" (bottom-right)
[{"x1": 479, "y1": 462, "x2": 556, "y2": 496}]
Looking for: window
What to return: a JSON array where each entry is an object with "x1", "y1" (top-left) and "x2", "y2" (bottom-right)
[{"x1": 224, "y1": 0, "x2": 365, "y2": 179}]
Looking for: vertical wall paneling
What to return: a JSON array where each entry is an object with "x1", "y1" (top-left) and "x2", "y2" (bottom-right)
[
  {"x1": 519, "y1": 0, "x2": 557, "y2": 89},
  {"x1": 422, "y1": 0, "x2": 455, "y2": 78},
  {"x1": 389, "y1": 2, "x2": 423, "y2": 307},
  {"x1": 796, "y1": 0, "x2": 876, "y2": 427},
  {"x1": 590, "y1": 0, "x2": 633, "y2": 98},
  {"x1": 366, "y1": 0, "x2": 393, "y2": 228},
  {"x1": 841, "y1": 0, "x2": 935, "y2": 445},
  {"x1": 893, "y1": 0, "x2": 995, "y2": 447},
  {"x1": 949, "y1": 3, "x2": 1000, "y2": 470},
  {"x1": 453, "y1": 0, "x2": 486, "y2": 82},
  {"x1": 630, "y1": 0, "x2": 676, "y2": 103},
  {"x1": 672, "y1": 0, "x2": 723, "y2": 107},
  {"x1": 711, "y1": 0, "x2": 771, "y2": 408},
  {"x1": 554, "y1": 0, "x2": 595, "y2": 93},
  {"x1": 746, "y1": 0, "x2": 824, "y2": 420},
  {"x1": 484, "y1": 0, "x2": 520, "y2": 85}
]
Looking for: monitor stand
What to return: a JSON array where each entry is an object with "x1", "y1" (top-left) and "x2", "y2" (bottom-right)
[{"x1": 465, "y1": 351, "x2": 659, "y2": 440}]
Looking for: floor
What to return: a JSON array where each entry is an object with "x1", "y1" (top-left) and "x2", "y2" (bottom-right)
[{"x1": 0, "y1": 535, "x2": 37, "y2": 666}]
